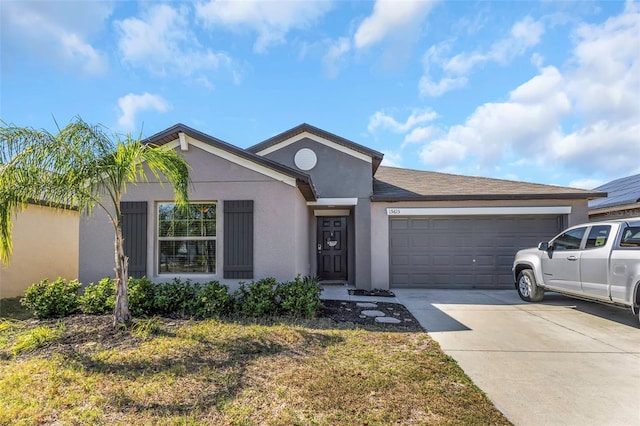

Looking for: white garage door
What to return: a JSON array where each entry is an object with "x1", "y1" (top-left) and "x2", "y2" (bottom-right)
[{"x1": 389, "y1": 216, "x2": 562, "y2": 289}]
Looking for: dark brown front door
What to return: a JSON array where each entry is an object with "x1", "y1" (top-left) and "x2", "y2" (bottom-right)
[{"x1": 317, "y1": 217, "x2": 347, "y2": 280}]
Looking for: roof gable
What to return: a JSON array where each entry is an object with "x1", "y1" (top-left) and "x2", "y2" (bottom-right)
[
  {"x1": 372, "y1": 166, "x2": 606, "y2": 201},
  {"x1": 142, "y1": 124, "x2": 317, "y2": 201},
  {"x1": 247, "y1": 123, "x2": 384, "y2": 175}
]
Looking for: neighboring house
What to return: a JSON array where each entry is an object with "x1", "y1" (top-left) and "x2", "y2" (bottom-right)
[
  {"x1": 589, "y1": 174, "x2": 640, "y2": 221},
  {"x1": 79, "y1": 123, "x2": 604, "y2": 290},
  {"x1": 0, "y1": 203, "x2": 79, "y2": 298}
]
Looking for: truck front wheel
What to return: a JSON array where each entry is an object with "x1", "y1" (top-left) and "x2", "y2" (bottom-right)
[{"x1": 517, "y1": 269, "x2": 544, "y2": 302}]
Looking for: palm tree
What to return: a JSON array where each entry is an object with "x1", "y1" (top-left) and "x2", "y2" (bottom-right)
[{"x1": 0, "y1": 117, "x2": 190, "y2": 325}]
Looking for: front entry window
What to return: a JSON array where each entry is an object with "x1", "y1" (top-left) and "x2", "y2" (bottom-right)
[{"x1": 158, "y1": 203, "x2": 216, "y2": 274}]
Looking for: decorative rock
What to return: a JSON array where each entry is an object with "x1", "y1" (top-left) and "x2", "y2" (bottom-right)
[
  {"x1": 361, "y1": 310, "x2": 386, "y2": 317},
  {"x1": 359, "y1": 315, "x2": 366, "y2": 319},
  {"x1": 356, "y1": 302, "x2": 378, "y2": 308},
  {"x1": 345, "y1": 308, "x2": 352, "y2": 311},
  {"x1": 375, "y1": 317, "x2": 402, "y2": 324},
  {"x1": 393, "y1": 312, "x2": 400, "y2": 316}
]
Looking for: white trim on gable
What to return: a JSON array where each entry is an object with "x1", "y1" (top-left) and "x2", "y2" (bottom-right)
[
  {"x1": 166, "y1": 138, "x2": 297, "y2": 187},
  {"x1": 255, "y1": 131, "x2": 372, "y2": 164}
]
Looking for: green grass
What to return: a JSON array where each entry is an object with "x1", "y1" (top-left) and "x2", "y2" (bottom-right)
[{"x1": 0, "y1": 314, "x2": 511, "y2": 425}]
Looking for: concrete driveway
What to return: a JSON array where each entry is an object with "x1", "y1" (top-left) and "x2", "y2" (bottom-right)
[{"x1": 393, "y1": 289, "x2": 640, "y2": 426}]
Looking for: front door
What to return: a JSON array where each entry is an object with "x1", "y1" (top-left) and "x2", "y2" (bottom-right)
[{"x1": 317, "y1": 217, "x2": 347, "y2": 281}]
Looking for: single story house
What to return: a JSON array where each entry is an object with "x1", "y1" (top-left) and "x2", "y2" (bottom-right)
[
  {"x1": 589, "y1": 174, "x2": 640, "y2": 221},
  {"x1": 0, "y1": 203, "x2": 79, "y2": 298},
  {"x1": 79, "y1": 123, "x2": 604, "y2": 290}
]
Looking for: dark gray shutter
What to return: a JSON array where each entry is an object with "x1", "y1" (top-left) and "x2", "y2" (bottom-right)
[
  {"x1": 224, "y1": 200, "x2": 254, "y2": 279},
  {"x1": 120, "y1": 201, "x2": 147, "y2": 279}
]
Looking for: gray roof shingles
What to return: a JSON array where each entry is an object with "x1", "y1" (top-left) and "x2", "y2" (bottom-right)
[{"x1": 372, "y1": 166, "x2": 606, "y2": 201}]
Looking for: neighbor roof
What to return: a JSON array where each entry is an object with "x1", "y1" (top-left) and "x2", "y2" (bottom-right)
[
  {"x1": 247, "y1": 123, "x2": 384, "y2": 175},
  {"x1": 143, "y1": 124, "x2": 317, "y2": 201},
  {"x1": 372, "y1": 166, "x2": 606, "y2": 201},
  {"x1": 589, "y1": 174, "x2": 640, "y2": 210}
]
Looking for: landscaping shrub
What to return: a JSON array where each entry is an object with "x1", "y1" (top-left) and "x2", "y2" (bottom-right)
[
  {"x1": 127, "y1": 277, "x2": 156, "y2": 317},
  {"x1": 234, "y1": 277, "x2": 280, "y2": 317},
  {"x1": 195, "y1": 281, "x2": 231, "y2": 318},
  {"x1": 154, "y1": 278, "x2": 199, "y2": 317},
  {"x1": 21, "y1": 278, "x2": 80, "y2": 319},
  {"x1": 277, "y1": 275, "x2": 322, "y2": 318},
  {"x1": 79, "y1": 278, "x2": 115, "y2": 314}
]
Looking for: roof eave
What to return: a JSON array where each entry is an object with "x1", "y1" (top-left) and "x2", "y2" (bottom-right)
[
  {"x1": 144, "y1": 123, "x2": 318, "y2": 201},
  {"x1": 371, "y1": 192, "x2": 607, "y2": 202}
]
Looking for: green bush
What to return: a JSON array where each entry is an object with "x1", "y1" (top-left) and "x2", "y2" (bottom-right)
[
  {"x1": 277, "y1": 275, "x2": 322, "y2": 318},
  {"x1": 234, "y1": 277, "x2": 280, "y2": 317},
  {"x1": 195, "y1": 281, "x2": 231, "y2": 318},
  {"x1": 127, "y1": 277, "x2": 156, "y2": 317},
  {"x1": 79, "y1": 278, "x2": 115, "y2": 315},
  {"x1": 20, "y1": 278, "x2": 80, "y2": 318},
  {"x1": 154, "y1": 278, "x2": 199, "y2": 317}
]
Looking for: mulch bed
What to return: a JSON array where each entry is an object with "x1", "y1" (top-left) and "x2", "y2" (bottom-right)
[
  {"x1": 319, "y1": 300, "x2": 424, "y2": 332},
  {"x1": 5, "y1": 299, "x2": 424, "y2": 360}
]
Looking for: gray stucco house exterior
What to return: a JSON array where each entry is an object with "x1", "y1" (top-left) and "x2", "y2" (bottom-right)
[{"x1": 79, "y1": 123, "x2": 604, "y2": 290}]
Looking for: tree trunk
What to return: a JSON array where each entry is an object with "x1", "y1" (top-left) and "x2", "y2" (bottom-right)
[{"x1": 113, "y1": 222, "x2": 131, "y2": 326}]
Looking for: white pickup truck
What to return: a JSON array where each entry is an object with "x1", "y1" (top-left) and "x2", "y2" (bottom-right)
[{"x1": 512, "y1": 218, "x2": 640, "y2": 322}]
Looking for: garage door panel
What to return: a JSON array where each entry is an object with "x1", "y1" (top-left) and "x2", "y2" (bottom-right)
[
  {"x1": 390, "y1": 218, "x2": 409, "y2": 230},
  {"x1": 390, "y1": 215, "x2": 561, "y2": 289},
  {"x1": 391, "y1": 255, "x2": 409, "y2": 266}
]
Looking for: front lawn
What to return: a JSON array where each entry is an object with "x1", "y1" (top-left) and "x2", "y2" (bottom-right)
[{"x1": 0, "y1": 310, "x2": 510, "y2": 425}]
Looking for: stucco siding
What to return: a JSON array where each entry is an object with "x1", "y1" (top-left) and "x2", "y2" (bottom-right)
[
  {"x1": 1, "y1": 205, "x2": 79, "y2": 298},
  {"x1": 79, "y1": 144, "x2": 306, "y2": 287},
  {"x1": 370, "y1": 199, "x2": 590, "y2": 290},
  {"x1": 261, "y1": 137, "x2": 372, "y2": 198}
]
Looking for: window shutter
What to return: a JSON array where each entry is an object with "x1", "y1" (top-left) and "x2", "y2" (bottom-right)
[
  {"x1": 120, "y1": 201, "x2": 147, "y2": 279},
  {"x1": 224, "y1": 200, "x2": 254, "y2": 279}
]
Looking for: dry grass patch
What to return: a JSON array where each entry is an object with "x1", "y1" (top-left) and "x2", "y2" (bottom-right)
[{"x1": 0, "y1": 314, "x2": 510, "y2": 425}]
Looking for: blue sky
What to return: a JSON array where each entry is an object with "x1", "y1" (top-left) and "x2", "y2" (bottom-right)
[{"x1": 1, "y1": 0, "x2": 638, "y2": 189}]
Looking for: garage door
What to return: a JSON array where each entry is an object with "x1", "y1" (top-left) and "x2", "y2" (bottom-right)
[{"x1": 389, "y1": 216, "x2": 562, "y2": 289}]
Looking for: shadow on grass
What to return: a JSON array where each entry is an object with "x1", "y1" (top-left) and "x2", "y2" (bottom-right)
[{"x1": 62, "y1": 323, "x2": 344, "y2": 417}]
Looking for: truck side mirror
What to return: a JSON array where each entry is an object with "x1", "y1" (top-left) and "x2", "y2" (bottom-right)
[{"x1": 538, "y1": 242, "x2": 550, "y2": 251}]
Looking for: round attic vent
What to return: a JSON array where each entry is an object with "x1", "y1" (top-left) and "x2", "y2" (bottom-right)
[{"x1": 294, "y1": 148, "x2": 317, "y2": 171}]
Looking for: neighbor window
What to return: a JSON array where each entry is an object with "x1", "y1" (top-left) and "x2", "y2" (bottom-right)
[{"x1": 158, "y1": 203, "x2": 216, "y2": 274}]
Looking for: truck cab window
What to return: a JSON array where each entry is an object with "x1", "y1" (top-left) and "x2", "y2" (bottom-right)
[
  {"x1": 585, "y1": 225, "x2": 611, "y2": 249},
  {"x1": 553, "y1": 227, "x2": 586, "y2": 251}
]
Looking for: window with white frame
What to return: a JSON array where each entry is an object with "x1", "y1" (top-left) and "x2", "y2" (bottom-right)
[{"x1": 158, "y1": 202, "x2": 216, "y2": 274}]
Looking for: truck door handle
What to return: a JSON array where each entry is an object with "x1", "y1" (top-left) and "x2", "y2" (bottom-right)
[{"x1": 567, "y1": 256, "x2": 578, "y2": 261}]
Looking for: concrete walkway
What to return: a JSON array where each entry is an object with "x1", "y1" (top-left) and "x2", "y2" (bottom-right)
[{"x1": 392, "y1": 289, "x2": 640, "y2": 426}]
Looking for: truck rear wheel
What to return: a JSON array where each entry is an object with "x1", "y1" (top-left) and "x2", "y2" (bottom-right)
[{"x1": 517, "y1": 269, "x2": 544, "y2": 302}]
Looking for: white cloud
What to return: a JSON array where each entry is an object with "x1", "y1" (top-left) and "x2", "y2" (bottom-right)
[
  {"x1": 1, "y1": 0, "x2": 111, "y2": 75},
  {"x1": 323, "y1": 37, "x2": 351, "y2": 78},
  {"x1": 116, "y1": 4, "x2": 232, "y2": 77},
  {"x1": 195, "y1": 0, "x2": 332, "y2": 53},
  {"x1": 354, "y1": 0, "x2": 437, "y2": 49},
  {"x1": 403, "y1": 126, "x2": 437, "y2": 144},
  {"x1": 419, "y1": 66, "x2": 571, "y2": 170},
  {"x1": 568, "y1": 178, "x2": 606, "y2": 190},
  {"x1": 420, "y1": 16, "x2": 545, "y2": 97},
  {"x1": 117, "y1": 93, "x2": 171, "y2": 131},
  {"x1": 368, "y1": 109, "x2": 438, "y2": 134},
  {"x1": 415, "y1": 4, "x2": 640, "y2": 180},
  {"x1": 380, "y1": 151, "x2": 402, "y2": 167}
]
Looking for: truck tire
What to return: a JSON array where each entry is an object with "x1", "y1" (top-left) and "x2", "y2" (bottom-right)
[{"x1": 517, "y1": 269, "x2": 544, "y2": 302}]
